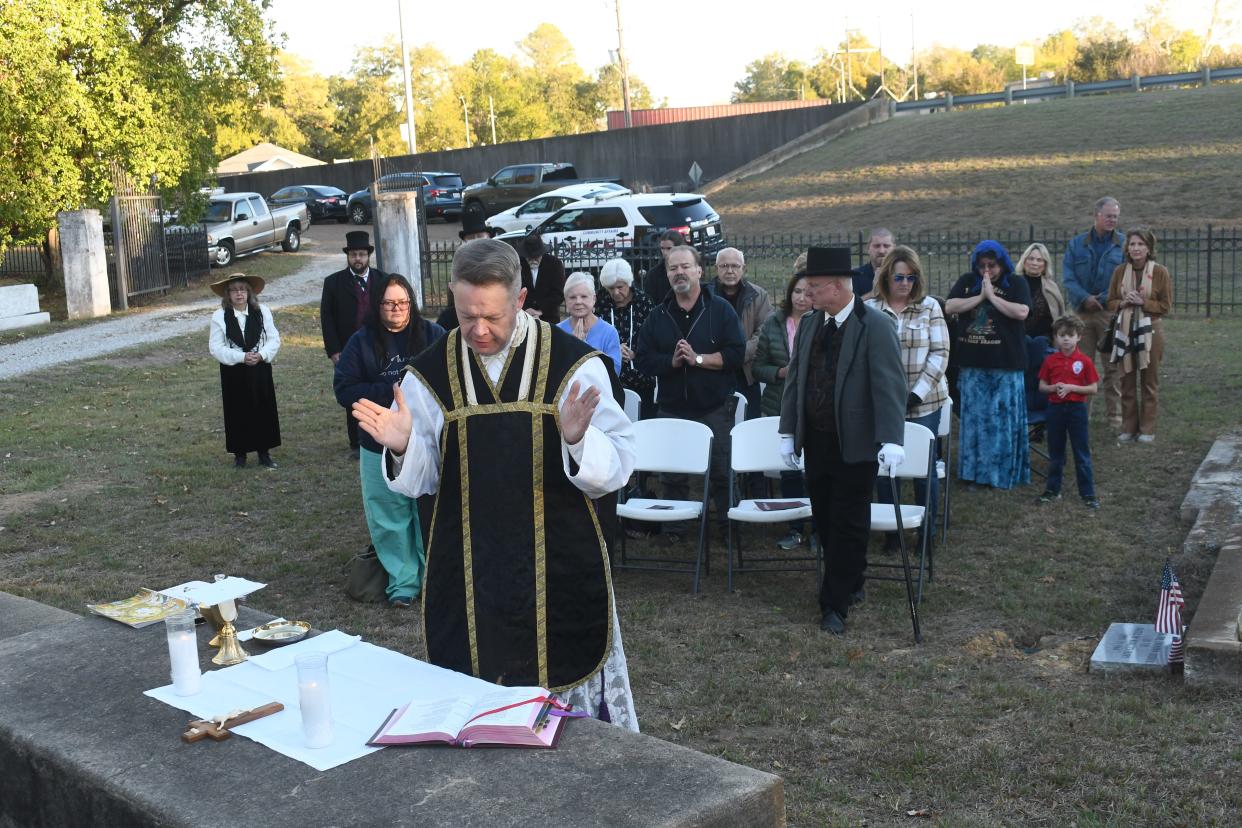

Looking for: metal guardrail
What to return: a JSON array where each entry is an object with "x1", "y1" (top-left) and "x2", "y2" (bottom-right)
[
  {"x1": 896, "y1": 65, "x2": 1242, "y2": 112},
  {"x1": 420, "y1": 226, "x2": 1242, "y2": 318}
]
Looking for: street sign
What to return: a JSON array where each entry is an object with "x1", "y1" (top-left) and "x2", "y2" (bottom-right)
[
  {"x1": 688, "y1": 161, "x2": 703, "y2": 188},
  {"x1": 1015, "y1": 45, "x2": 1035, "y2": 66}
]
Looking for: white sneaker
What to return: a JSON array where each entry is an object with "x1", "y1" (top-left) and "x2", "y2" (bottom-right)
[
  {"x1": 1137, "y1": 434, "x2": 1155, "y2": 444},
  {"x1": 1117, "y1": 433, "x2": 1134, "y2": 443}
]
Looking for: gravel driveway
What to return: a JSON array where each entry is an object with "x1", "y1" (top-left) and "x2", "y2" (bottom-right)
[{"x1": 0, "y1": 254, "x2": 337, "y2": 381}]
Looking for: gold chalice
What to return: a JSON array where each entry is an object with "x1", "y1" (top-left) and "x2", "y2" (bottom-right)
[{"x1": 205, "y1": 598, "x2": 248, "y2": 666}]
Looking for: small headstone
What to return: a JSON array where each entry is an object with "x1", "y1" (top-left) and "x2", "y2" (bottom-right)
[
  {"x1": 0, "y1": 284, "x2": 50, "y2": 332},
  {"x1": 1089, "y1": 622, "x2": 1172, "y2": 673}
]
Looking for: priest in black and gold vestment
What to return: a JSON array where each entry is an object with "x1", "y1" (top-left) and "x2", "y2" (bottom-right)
[{"x1": 353, "y1": 239, "x2": 638, "y2": 730}]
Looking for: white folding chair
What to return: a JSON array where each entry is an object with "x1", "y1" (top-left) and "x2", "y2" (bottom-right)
[
  {"x1": 936, "y1": 398, "x2": 953, "y2": 546},
  {"x1": 867, "y1": 421, "x2": 936, "y2": 644},
  {"x1": 615, "y1": 418, "x2": 714, "y2": 593},
  {"x1": 622, "y1": 388, "x2": 642, "y2": 423},
  {"x1": 733, "y1": 390, "x2": 748, "y2": 427},
  {"x1": 724, "y1": 417, "x2": 818, "y2": 592}
]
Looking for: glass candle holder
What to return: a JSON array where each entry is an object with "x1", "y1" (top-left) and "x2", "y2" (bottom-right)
[
  {"x1": 164, "y1": 609, "x2": 201, "y2": 696},
  {"x1": 295, "y1": 652, "x2": 334, "y2": 749}
]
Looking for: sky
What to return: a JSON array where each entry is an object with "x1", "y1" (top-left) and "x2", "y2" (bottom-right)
[{"x1": 265, "y1": 0, "x2": 1234, "y2": 107}]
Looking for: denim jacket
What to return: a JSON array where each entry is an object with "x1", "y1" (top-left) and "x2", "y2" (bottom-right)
[{"x1": 1062, "y1": 229, "x2": 1124, "y2": 311}]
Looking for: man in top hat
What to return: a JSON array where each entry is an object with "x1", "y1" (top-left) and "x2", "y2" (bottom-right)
[
  {"x1": 459, "y1": 213, "x2": 499, "y2": 243},
  {"x1": 778, "y1": 247, "x2": 907, "y2": 635},
  {"x1": 321, "y1": 230, "x2": 387, "y2": 456},
  {"x1": 519, "y1": 233, "x2": 566, "y2": 324}
]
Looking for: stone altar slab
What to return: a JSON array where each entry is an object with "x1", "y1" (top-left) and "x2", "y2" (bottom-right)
[
  {"x1": 0, "y1": 593, "x2": 785, "y2": 827},
  {"x1": 1089, "y1": 622, "x2": 1172, "y2": 674}
]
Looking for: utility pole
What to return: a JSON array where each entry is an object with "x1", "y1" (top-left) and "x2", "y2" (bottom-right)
[
  {"x1": 458, "y1": 96, "x2": 471, "y2": 148},
  {"x1": 396, "y1": 0, "x2": 417, "y2": 154},
  {"x1": 489, "y1": 96, "x2": 497, "y2": 145},
  {"x1": 615, "y1": 0, "x2": 633, "y2": 127}
]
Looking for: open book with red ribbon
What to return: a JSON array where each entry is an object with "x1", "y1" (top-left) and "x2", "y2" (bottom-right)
[{"x1": 367, "y1": 686, "x2": 581, "y2": 748}]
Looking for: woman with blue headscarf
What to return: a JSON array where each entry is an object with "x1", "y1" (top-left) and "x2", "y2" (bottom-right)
[{"x1": 945, "y1": 241, "x2": 1033, "y2": 489}]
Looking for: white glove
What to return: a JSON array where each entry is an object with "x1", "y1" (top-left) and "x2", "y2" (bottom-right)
[
  {"x1": 877, "y1": 443, "x2": 905, "y2": 475},
  {"x1": 779, "y1": 436, "x2": 800, "y2": 470}
]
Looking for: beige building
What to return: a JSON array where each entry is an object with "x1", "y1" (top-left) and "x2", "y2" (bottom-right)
[{"x1": 215, "y1": 142, "x2": 325, "y2": 176}]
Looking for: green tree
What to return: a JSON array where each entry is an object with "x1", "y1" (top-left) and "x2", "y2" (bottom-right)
[
  {"x1": 915, "y1": 46, "x2": 1005, "y2": 95},
  {"x1": 808, "y1": 36, "x2": 893, "y2": 101},
  {"x1": 0, "y1": 0, "x2": 280, "y2": 248},
  {"x1": 732, "y1": 54, "x2": 810, "y2": 102}
]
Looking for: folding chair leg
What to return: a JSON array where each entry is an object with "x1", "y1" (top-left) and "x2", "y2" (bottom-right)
[
  {"x1": 889, "y1": 476, "x2": 923, "y2": 644},
  {"x1": 692, "y1": 510, "x2": 708, "y2": 594},
  {"x1": 726, "y1": 520, "x2": 735, "y2": 593}
]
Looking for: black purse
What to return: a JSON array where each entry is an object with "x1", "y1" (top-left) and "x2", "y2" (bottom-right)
[
  {"x1": 1098, "y1": 313, "x2": 1120, "y2": 354},
  {"x1": 344, "y1": 545, "x2": 388, "y2": 603}
]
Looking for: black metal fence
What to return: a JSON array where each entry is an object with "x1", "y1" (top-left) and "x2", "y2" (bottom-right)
[
  {"x1": 0, "y1": 244, "x2": 50, "y2": 282},
  {"x1": 164, "y1": 226, "x2": 211, "y2": 287},
  {"x1": 419, "y1": 226, "x2": 1242, "y2": 317}
]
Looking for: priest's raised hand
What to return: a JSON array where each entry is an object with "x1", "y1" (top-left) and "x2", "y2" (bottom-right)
[
  {"x1": 352, "y1": 383, "x2": 414, "y2": 455},
  {"x1": 559, "y1": 380, "x2": 600, "y2": 446}
]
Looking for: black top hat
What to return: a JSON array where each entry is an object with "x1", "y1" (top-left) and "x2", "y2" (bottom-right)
[
  {"x1": 459, "y1": 213, "x2": 498, "y2": 240},
  {"x1": 803, "y1": 246, "x2": 854, "y2": 277},
  {"x1": 520, "y1": 233, "x2": 546, "y2": 258},
  {"x1": 343, "y1": 231, "x2": 374, "y2": 254}
]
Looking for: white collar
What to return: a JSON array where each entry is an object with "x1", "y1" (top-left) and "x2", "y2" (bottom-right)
[{"x1": 823, "y1": 301, "x2": 854, "y2": 327}]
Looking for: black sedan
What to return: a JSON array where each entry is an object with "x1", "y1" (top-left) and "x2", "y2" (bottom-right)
[{"x1": 269, "y1": 185, "x2": 349, "y2": 223}]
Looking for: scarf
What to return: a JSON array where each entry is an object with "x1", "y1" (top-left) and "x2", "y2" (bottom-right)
[
  {"x1": 1109, "y1": 261, "x2": 1153, "y2": 374},
  {"x1": 224, "y1": 306, "x2": 263, "y2": 352}
]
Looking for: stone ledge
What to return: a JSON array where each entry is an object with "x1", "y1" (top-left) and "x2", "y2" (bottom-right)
[
  {"x1": 0, "y1": 592, "x2": 79, "y2": 642},
  {"x1": 1180, "y1": 432, "x2": 1242, "y2": 687},
  {"x1": 0, "y1": 594, "x2": 785, "y2": 827},
  {"x1": 0, "y1": 311, "x2": 51, "y2": 332}
]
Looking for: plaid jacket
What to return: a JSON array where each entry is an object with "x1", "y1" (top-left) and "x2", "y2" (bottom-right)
[{"x1": 865, "y1": 296, "x2": 950, "y2": 418}]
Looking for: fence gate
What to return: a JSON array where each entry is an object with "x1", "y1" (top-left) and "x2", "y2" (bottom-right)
[{"x1": 107, "y1": 193, "x2": 169, "y2": 311}]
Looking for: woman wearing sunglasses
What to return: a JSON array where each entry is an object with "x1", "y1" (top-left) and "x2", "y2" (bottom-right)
[
  {"x1": 334, "y1": 274, "x2": 445, "y2": 608},
  {"x1": 865, "y1": 246, "x2": 950, "y2": 547}
]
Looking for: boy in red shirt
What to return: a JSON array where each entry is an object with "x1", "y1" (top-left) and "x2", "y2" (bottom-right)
[{"x1": 1037, "y1": 315, "x2": 1101, "y2": 508}]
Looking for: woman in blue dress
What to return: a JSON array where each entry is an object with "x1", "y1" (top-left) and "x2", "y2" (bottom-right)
[
  {"x1": 558, "y1": 271, "x2": 622, "y2": 375},
  {"x1": 944, "y1": 240, "x2": 1032, "y2": 490}
]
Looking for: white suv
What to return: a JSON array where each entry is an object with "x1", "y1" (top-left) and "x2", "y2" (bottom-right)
[
  {"x1": 486, "y1": 182, "x2": 631, "y2": 234},
  {"x1": 497, "y1": 192, "x2": 724, "y2": 271}
]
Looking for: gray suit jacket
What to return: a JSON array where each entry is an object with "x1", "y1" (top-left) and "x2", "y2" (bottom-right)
[{"x1": 778, "y1": 297, "x2": 907, "y2": 464}]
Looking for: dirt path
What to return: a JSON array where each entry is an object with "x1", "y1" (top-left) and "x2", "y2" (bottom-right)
[{"x1": 0, "y1": 254, "x2": 337, "y2": 381}]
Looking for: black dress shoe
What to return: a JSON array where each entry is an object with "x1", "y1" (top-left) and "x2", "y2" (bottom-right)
[
  {"x1": 258, "y1": 452, "x2": 277, "y2": 469},
  {"x1": 819, "y1": 609, "x2": 846, "y2": 635},
  {"x1": 849, "y1": 588, "x2": 866, "y2": 606},
  {"x1": 233, "y1": 453, "x2": 246, "y2": 468}
]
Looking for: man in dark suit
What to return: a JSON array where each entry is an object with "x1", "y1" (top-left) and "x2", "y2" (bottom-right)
[
  {"x1": 320, "y1": 230, "x2": 386, "y2": 456},
  {"x1": 851, "y1": 228, "x2": 894, "y2": 298},
  {"x1": 778, "y1": 247, "x2": 907, "y2": 635},
  {"x1": 519, "y1": 234, "x2": 566, "y2": 323}
]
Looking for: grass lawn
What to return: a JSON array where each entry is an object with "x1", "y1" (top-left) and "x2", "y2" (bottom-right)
[
  {"x1": 3, "y1": 305, "x2": 1242, "y2": 825},
  {"x1": 711, "y1": 85, "x2": 1242, "y2": 236}
]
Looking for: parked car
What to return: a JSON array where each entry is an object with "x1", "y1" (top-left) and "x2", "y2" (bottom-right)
[
  {"x1": 205, "y1": 193, "x2": 308, "y2": 267},
  {"x1": 496, "y1": 193, "x2": 723, "y2": 272},
  {"x1": 268, "y1": 185, "x2": 349, "y2": 223},
  {"x1": 346, "y1": 171, "x2": 464, "y2": 225},
  {"x1": 486, "y1": 182, "x2": 631, "y2": 234},
  {"x1": 461, "y1": 163, "x2": 622, "y2": 221}
]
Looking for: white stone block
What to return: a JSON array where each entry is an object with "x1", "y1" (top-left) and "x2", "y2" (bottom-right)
[
  {"x1": 0, "y1": 311, "x2": 51, "y2": 332},
  {"x1": 0, "y1": 283, "x2": 39, "y2": 318}
]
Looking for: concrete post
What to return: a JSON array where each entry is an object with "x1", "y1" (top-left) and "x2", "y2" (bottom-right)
[
  {"x1": 945, "y1": 92, "x2": 954, "y2": 112},
  {"x1": 1203, "y1": 65, "x2": 1212, "y2": 86},
  {"x1": 1066, "y1": 80, "x2": 1075, "y2": 99},
  {"x1": 57, "y1": 209, "x2": 111, "y2": 319},
  {"x1": 372, "y1": 189, "x2": 424, "y2": 309},
  {"x1": 1004, "y1": 87, "x2": 1013, "y2": 105},
  {"x1": 1131, "y1": 74, "x2": 1141, "y2": 92}
]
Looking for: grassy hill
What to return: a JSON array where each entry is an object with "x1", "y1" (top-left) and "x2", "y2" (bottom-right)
[{"x1": 711, "y1": 84, "x2": 1242, "y2": 236}]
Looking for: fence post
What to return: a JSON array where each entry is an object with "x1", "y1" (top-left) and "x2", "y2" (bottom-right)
[
  {"x1": 1131, "y1": 74, "x2": 1141, "y2": 92},
  {"x1": 108, "y1": 197, "x2": 129, "y2": 312},
  {"x1": 1202, "y1": 65, "x2": 1212, "y2": 87},
  {"x1": 1066, "y1": 80, "x2": 1075, "y2": 99},
  {"x1": 1205, "y1": 224, "x2": 1213, "y2": 318},
  {"x1": 1029, "y1": 224, "x2": 1035, "y2": 244},
  {"x1": 945, "y1": 93, "x2": 954, "y2": 112},
  {"x1": 1004, "y1": 87, "x2": 1013, "y2": 105}
]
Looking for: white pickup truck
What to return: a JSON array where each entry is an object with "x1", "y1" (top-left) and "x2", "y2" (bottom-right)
[{"x1": 205, "y1": 193, "x2": 308, "y2": 267}]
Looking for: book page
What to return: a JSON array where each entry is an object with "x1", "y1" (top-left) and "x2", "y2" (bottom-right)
[
  {"x1": 382, "y1": 696, "x2": 476, "y2": 739},
  {"x1": 460, "y1": 687, "x2": 548, "y2": 729}
]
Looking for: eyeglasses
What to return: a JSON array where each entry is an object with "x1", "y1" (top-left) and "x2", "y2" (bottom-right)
[
  {"x1": 380, "y1": 300, "x2": 411, "y2": 310},
  {"x1": 891, "y1": 274, "x2": 918, "y2": 283}
]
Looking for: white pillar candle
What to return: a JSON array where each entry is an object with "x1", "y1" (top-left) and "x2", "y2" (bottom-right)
[
  {"x1": 164, "y1": 610, "x2": 201, "y2": 696},
  {"x1": 295, "y1": 653, "x2": 333, "y2": 748}
]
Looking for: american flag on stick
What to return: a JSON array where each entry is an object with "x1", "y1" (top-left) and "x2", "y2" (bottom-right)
[{"x1": 1155, "y1": 560, "x2": 1185, "y2": 664}]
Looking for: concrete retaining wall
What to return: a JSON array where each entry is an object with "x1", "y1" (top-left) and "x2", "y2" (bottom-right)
[{"x1": 218, "y1": 102, "x2": 863, "y2": 198}]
